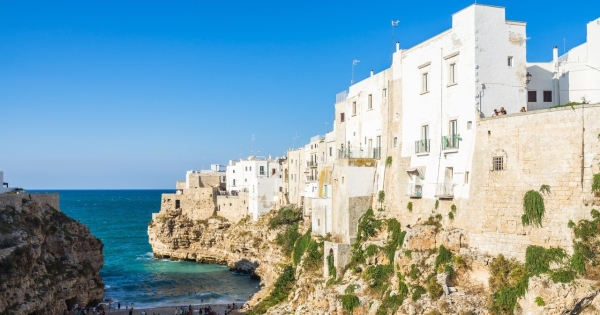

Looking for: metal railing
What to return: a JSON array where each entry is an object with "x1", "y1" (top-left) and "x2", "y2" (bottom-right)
[
  {"x1": 306, "y1": 175, "x2": 317, "y2": 182},
  {"x1": 336, "y1": 90, "x2": 348, "y2": 103},
  {"x1": 406, "y1": 184, "x2": 423, "y2": 198},
  {"x1": 415, "y1": 139, "x2": 431, "y2": 154},
  {"x1": 308, "y1": 161, "x2": 318, "y2": 168},
  {"x1": 338, "y1": 148, "x2": 370, "y2": 159},
  {"x1": 442, "y1": 135, "x2": 460, "y2": 150},
  {"x1": 435, "y1": 184, "x2": 454, "y2": 198},
  {"x1": 372, "y1": 147, "x2": 381, "y2": 159}
]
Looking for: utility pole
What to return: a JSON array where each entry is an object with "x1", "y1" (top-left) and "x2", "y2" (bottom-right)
[{"x1": 351, "y1": 59, "x2": 360, "y2": 85}]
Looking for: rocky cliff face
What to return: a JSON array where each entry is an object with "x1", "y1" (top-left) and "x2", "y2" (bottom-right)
[
  {"x1": 0, "y1": 196, "x2": 104, "y2": 315},
  {"x1": 148, "y1": 205, "x2": 600, "y2": 315}
]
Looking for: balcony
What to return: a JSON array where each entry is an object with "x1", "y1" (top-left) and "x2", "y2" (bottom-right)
[
  {"x1": 415, "y1": 139, "x2": 431, "y2": 154},
  {"x1": 308, "y1": 161, "x2": 318, "y2": 168},
  {"x1": 306, "y1": 175, "x2": 317, "y2": 182},
  {"x1": 372, "y1": 147, "x2": 381, "y2": 159},
  {"x1": 442, "y1": 135, "x2": 460, "y2": 150},
  {"x1": 406, "y1": 184, "x2": 423, "y2": 198},
  {"x1": 434, "y1": 183, "x2": 455, "y2": 199}
]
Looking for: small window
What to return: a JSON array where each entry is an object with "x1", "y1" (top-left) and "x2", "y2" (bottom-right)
[
  {"x1": 175, "y1": 200, "x2": 180, "y2": 209},
  {"x1": 493, "y1": 156, "x2": 504, "y2": 171},
  {"x1": 382, "y1": 88, "x2": 387, "y2": 97},
  {"x1": 508, "y1": 56, "x2": 513, "y2": 67},
  {"x1": 422, "y1": 73, "x2": 429, "y2": 93},
  {"x1": 342, "y1": 177, "x2": 345, "y2": 184},
  {"x1": 368, "y1": 94, "x2": 372, "y2": 109},
  {"x1": 352, "y1": 102, "x2": 357, "y2": 115},
  {"x1": 543, "y1": 91, "x2": 552, "y2": 102},
  {"x1": 340, "y1": 112, "x2": 345, "y2": 122},
  {"x1": 467, "y1": 121, "x2": 472, "y2": 130},
  {"x1": 393, "y1": 137, "x2": 398, "y2": 147},
  {"x1": 233, "y1": 170, "x2": 235, "y2": 173},
  {"x1": 329, "y1": 147, "x2": 332, "y2": 156},
  {"x1": 464, "y1": 172, "x2": 469, "y2": 184},
  {"x1": 449, "y1": 63, "x2": 457, "y2": 85},
  {"x1": 245, "y1": 167, "x2": 248, "y2": 171},
  {"x1": 528, "y1": 90, "x2": 537, "y2": 102},
  {"x1": 259, "y1": 166, "x2": 265, "y2": 175}
]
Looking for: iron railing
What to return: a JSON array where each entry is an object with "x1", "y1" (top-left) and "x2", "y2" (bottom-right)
[
  {"x1": 415, "y1": 139, "x2": 431, "y2": 154},
  {"x1": 372, "y1": 147, "x2": 381, "y2": 159},
  {"x1": 442, "y1": 135, "x2": 460, "y2": 150},
  {"x1": 435, "y1": 184, "x2": 454, "y2": 198},
  {"x1": 406, "y1": 184, "x2": 423, "y2": 198}
]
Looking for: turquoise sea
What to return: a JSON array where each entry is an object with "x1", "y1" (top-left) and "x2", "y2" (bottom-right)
[{"x1": 31, "y1": 190, "x2": 260, "y2": 308}]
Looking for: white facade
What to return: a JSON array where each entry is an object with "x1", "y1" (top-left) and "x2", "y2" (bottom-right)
[
  {"x1": 397, "y1": 4, "x2": 528, "y2": 201},
  {"x1": 527, "y1": 18, "x2": 600, "y2": 108},
  {"x1": 226, "y1": 156, "x2": 283, "y2": 221},
  {"x1": 286, "y1": 148, "x2": 305, "y2": 206}
]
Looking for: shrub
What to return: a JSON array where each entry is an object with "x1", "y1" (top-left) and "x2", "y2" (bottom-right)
[
  {"x1": 248, "y1": 264, "x2": 295, "y2": 314},
  {"x1": 451, "y1": 204, "x2": 457, "y2": 212},
  {"x1": 522, "y1": 190, "x2": 545, "y2": 227},
  {"x1": 435, "y1": 245, "x2": 452, "y2": 269},
  {"x1": 340, "y1": 294, "x2": 360, "y2": 313},
  {"x1": 292, "y1": 228, "x2": 312, "y2": 265},
  {"x1": 275, "y1": 223, "x2": 301, "y2": 256},
  {"x1": 386, "y1": 156, "x2": 393, "y2": 166},
  {"x1": 327, "y1": 254, "x2": 336, "y2": 279},
  {"x1": 448, "y1": 212, "x2": 454, "y2": 220},
  {"x1": 407, "y1": 202, "x2": 413, "y2": 212},
  {"x1": 411, "y1": 285, "x2": 427, "y2": 301},
  {"x1": 365, "y1": 244, "x2": 380, "y2": 257},
  {"x1": 535, "y1": 296, "x2": 546, "y2": 307},
  {"x1": 593, "y1": 173, "x2": 600, "y2": 192},
  {"x1": 268, "y1": 207, "x2": 302, "y2": 229},
  {"x1": 364, "y1": 264, "x2": 394, "y2": 293},
  {"x1": 435, "y1": 200, "x2": 439, "y2": 209},
  {"x1": 426, "y1": 275, "x2": 443, "y2": 300}
]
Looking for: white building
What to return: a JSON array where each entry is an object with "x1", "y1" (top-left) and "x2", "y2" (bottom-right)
[
  {"x1": 527, "y1": 18, "x2": 600, "y2": 109},
  {"x1": 226, "y1": 156, "x2": 283, "y2": 221}
]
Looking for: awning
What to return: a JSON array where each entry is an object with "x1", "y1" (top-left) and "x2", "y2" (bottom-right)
[{"x1": 406, "y1": 166, "x2": 425, "y2": 179}]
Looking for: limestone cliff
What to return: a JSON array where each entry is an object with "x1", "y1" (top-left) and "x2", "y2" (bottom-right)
[
  {"x1": 0, "y1": 195, "x2": 104, "y2": 315},
  {"x1": 148, "y1": 204, "x2": 600, "y2": 315}
]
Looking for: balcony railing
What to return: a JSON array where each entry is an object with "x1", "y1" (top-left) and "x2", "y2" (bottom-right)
[
  {"x1": 306, "y1": 175, "x2": 317, "y2": 182},
  {"x1": 372, "y1": 147, "x2": 381, "y2": 159},
  {"x1": 434, "y1": 183, "x2": 454, "y2": 199},
  {"x1": 308, "y1": 161, "x2": 318, "y2": 168},
  {"x1": 415, "y1": 139, "x2": 431, "y2": 154},
  {"x1": 442, "y1": 135, "x2": 460, "y2": 150},
  {"x1": 406, "y1": 184, "x2": 423, "y2": 198}
]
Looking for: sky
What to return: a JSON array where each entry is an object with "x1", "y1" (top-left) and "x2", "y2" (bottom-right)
[{"x1": 1, "y1": 0, "x2": 597, "y2": 189}]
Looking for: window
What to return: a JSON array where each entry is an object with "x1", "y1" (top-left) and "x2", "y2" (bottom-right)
[
  {"x1": 245, "y1": 167, "x2": 247, "y2": 171},
  {"x1": 450, "y1": 120, "x2": 458, "y2": 137},
  {"x1": 508, "y1": 56, "x2": 513, "y2": 67},
  {"x1": 259, "y1": 166, "x2": 265, "y2": 175},
  {"x1": 352, "y1": 102, "x2": 357, "y2": 115},
  {"x1": 393, "y1": 137, "x2": 398, "y2": 147},
  {"x1": 449, "y1": 63, "x2": 457, "y2": 85},
  {"x1": 233, "y1": 179, "x2": 236, "y2": 186},
  {"x1": 175, "y1": 200, "x2": 180, "y2": 209},
  {"x1": 464, "y1": 172, "x2": 469, "y2": 184},
  {"x1": 467, "y1": 121, "x2": 472, "y2": 130},
  {"x1": 368, "y1": 94, "x2": 372, "y2": 110},
  {"x1": 422, "y1": 125, "x2": 429, "y2": 141},
  {"x1": 329, "y1": 147, "x2": 332, "y2": 156},
  {"x1": 382, "y1": 88, "x2": 387, "y2": 97},
  {"x1": 493, "y1": 156, "x2": 504, "y2": 171},
  {"x1": 543, "y1": 91, "x2": 552, "y2": 102},
  {"x1": 340, "y1": 112, "x2": 345, "y2": 122},
  {"x1": 422, "y1": 73, "x2": 429, "y2": 93},
  {"x1": 528, "y1": 90, "x2": 537, "y2": 102}
]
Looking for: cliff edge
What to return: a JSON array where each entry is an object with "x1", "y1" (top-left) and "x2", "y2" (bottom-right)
[{"x1": 0, "y1": 194, "x2": 104, "y2": 315}]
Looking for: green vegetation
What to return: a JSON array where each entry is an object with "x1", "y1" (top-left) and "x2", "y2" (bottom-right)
[
  {"x1": 451, "y1": 204, "x2": 457, "y2": 212},
  {"x1": 364, "y1": 264, "x2": 394, "y2": 293},
  {"x1": 247, "y1": 264, "x2": 295, "y2": 315},
  {"x1": 435, "y1": 200, "x2": 439, "y2": 210},
  {"x1": 448, "y1": 212, "x2": 454, "y2": 220},
  {"x1": 386, "y1": 156, "x2": 393, "y2": 167},
  {"x1": 275, "y1": 223, "x2": 300, "y2": 256},
  {"x1": 535, "y1": 296, "x2": 546, "y2": 307},
  {"x1": 539, "y1": 184, "x2": 551, "y2": 195},
  {"x1": 340, "y1": 294, "x2": 360, "y2": 313},
  {"x1": 378, "y1": 191, "x2": 385, "y2": 210},
  {"x1": 292, "y1": 228, "x2": 312, "y2": 265},
  {"x1": 593, "y1": 174, "x2": 600, "y2": 193},
  {"x1": 327, "y1": 254, "x2": 336, "y2": 279},
  {"x1": 426, "y1": 274, "x2": 443, "y2": 300},
  {"x1": 383, "y1": 219, "x2": 406, "y2": 263},
  {"x1": 570, "y1": 209, "x2": 600, "y2": 277},
  {"x1": 411, "y1": 285, "x2": 427, "y2": 301},
  {"x1": 522, "y1": 190, "x2": 545, "y2": 227},
  {"x1": 269, "y1": 206, "x2": 302, "y2": 229},
  {"x1": 407, "y1": 202, "x2": 413, "y2": 212},
  {"x1": 434, "y1": 245, "x2": 452, "y2": 269}
]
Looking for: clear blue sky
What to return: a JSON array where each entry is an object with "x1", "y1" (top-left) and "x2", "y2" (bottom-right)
[{"x1": 1, "y1": 0, "x2": 596, "y2": 189}]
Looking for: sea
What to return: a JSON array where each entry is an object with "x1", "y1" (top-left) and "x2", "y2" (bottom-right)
[{"x1": 30, "y1": 190, "x2": 261, "y2": 309}]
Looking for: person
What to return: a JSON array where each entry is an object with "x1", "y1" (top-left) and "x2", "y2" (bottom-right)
[
  {"x1": 129, "y1": 309, "x2": 132, "y2": 315},
  {"x1": 118, "y1": 303, "x2": 121, "y2": 310},
  {"x1": 520, "y1": 106, "x2": 526, "y2": 112},
  {"x1": 499, "y1": 107, "x2": 507, "y2": 115},
  {"x1": 492, "y1": 109, "x2": 499, "y2": 116}
]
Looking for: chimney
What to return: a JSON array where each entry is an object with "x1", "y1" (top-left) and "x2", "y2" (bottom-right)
[
  {"x1": 553, "y1": 46, "x2": 558, "y2": 65},
  {"x1": 396, "y1": 41, "x2": 400, "y2": 51},
  {"x1": 370, "y1": 70, "x2": 374, "y2": 77}
]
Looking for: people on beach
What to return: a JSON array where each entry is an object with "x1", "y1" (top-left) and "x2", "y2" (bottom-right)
[{"x1": 118, "y1": 303, "x2": 121, "y2": 310}]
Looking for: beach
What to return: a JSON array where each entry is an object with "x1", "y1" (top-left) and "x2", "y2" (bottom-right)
[{"x1": 92, "y1": 303, "x2": 247, "y2": 315}]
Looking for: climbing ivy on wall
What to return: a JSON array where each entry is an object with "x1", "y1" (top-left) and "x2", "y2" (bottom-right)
[
  {"x1": 522, "y1": 190, "x2": 545, "y2": 227},
  {"x1": 592, "y1": 173, "x2": 600, "y2": 192}
]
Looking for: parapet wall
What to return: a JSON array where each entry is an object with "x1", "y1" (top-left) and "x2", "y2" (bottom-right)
[
  {"x1": 216, "y1": 192, "x2": 249, "y2": 222},
  {"x1": 460, "y1": 104, "x2": 600, "y2": 260},
  {"x1": 0, "y1": 193, "x2": 60, "y2": 212}
]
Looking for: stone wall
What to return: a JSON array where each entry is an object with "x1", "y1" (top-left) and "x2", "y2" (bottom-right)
[
  {"x1": 216, "y1": 192, "x2": 249, "y2": 222},
  {"x1": 323, "y1": 241, "x2": 351, "y2": 278},
  {"x1": 459, "y1": 104, "x2": 600, "y2": 259},
  {"x1": 186, "y1": 173, "x2": 223, "y2": 189},
  {"x1": 0, "y1": 193, "x2": 59, "y2": 212},
  {"x1": 161, "y1": 188, "x2": 216, "y2": 221}
]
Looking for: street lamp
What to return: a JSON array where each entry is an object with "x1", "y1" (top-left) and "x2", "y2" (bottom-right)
[{"x1": 526, "y1": 72, "x2": 532, "y2": 84}]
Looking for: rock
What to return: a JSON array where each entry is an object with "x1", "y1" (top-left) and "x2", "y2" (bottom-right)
[
  {"x1": 0, "y1": 196, "x2": 104, "y2": 315},
  {"x1": 518, "y1": 274, "x2": 600, "y2": 315},
  {"x1": 403, "y1": 225, "x2": 438, "y2": 250}
]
